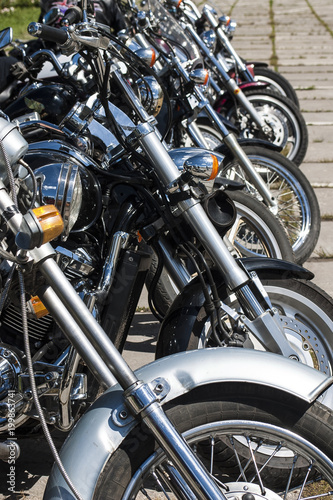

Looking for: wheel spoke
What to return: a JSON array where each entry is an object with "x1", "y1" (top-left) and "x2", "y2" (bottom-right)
[
  {"x1": 245, "y1": 435, "x2": 266, "y2": 494},
  {"x1": 284, "y1": 454, "x2": 299, "y2": 500}
]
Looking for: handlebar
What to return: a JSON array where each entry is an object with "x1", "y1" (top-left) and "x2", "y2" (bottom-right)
[
  {"x1": 61, "y1": 6, "x2": 83, "y2": 26},
  {"x1": 27, "y1": 22, "x2": 69, "y2": 45}
]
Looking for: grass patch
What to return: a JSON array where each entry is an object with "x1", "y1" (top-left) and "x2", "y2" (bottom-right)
[
  {"x1": 303, "y1": 480, "x2": 333, "y2": 499},
  {"x1": 136, "y1": 306, "x2": 150, "y2": 313},
  {"x1": 321, "y1": 214, "x2": 333, "y2": 221},
  {"x1": 0, "y1": 5, "x2": 39, "y2": 41},
  {"x1": 269, "y1": 0, "x2": 278, "y2": 71},
  {"x1": 305, "y1": 0, "x2": 333, "y2": 38},
  {"x1": 315, "y1": 247, "x2": 333, "y2": 259}
]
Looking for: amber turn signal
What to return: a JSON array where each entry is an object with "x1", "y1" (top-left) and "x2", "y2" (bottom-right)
[
  {"x1": 16, "y1": 204, "x2": 64, "y2": 250},
  {"x1": 28, "y1": 295, "x2": 49, "y2": 319},
  {"x1": 32, "y1": 205, "x2": 64, "y2": 244},
  {"x1": 208, "y1": 154, "x2": 219, "y2": 181},
  {"x1": 183, "y1": 152, "x2": 220, "y2": 181}
]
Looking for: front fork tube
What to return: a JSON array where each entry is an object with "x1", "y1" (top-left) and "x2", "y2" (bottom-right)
[
  {"x1": 187, "y1": 120, "x2": 211, "y2": 149},
  {"x1": 184, "y1": 23, "x2": 268, "y2": 132},
  {"x1": 125, "y1": 380, "x2": 227, "y2": 500},
  {"x1": 156, "y1": 236, "x2": 192, "y2": 291},
  {"x1": 201, "y1": 7, "x2": 255, "y2": 81},
  {"x1": 222, "y1": 132, "x2": 278, "y2": 209},
  {"x1": 201, "y1": 99, "x2": 277, "y2": 209},
  {"x1": 138, "y1": 124, "x2": 257, "y2": 290}
]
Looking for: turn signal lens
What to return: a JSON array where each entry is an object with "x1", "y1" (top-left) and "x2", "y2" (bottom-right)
[
  {"x1": 134, "y1": 47, "x2": 157, "y2": 67},
  {"x1": 183, "y1": 152, "x2": 220, "y2": 181},
  {"x1": 16, "y1": 204, "x2": 64, "y2": 250},
  {"x1": 188, "y1": 68, "x2": 209, "y2": 86},
  {"x1": 166, "y1": 0, "x2": 183, "y2": 7},
  {"x1": 32, "y1": 205, "x2": 64, "y2": 244},
  {"x1": 28, "y1": 295, "x2": 49, "y2": 319},
  {"x1": 208, "y1": 154, "x2": 219, "y2": 180}
]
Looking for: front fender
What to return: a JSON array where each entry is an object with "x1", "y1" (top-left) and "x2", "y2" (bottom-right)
[
  {"x1": 44, "y1": 348, "x2": 333, "y2": 499},
  {"x1": 238, "y1": 81, "x2": 269, "y2": 91},
  {"x1": 247, "y1": 61, "x2": 269, "y2": 68},
  {"x1": 238, "y1": 257, "x2": 314, "y2": 280}
]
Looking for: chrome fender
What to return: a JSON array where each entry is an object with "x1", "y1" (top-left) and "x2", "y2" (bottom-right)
[{"x1": 44, "y1": 348, "x2": 333, "y2": 499}]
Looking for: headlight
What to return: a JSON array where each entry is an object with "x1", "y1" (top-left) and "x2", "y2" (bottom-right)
[
  {"x1": 200, "y1": 30, "x2": 217, "y2": 52},
  {"x1": 137, "y1": 76, "x2": 164, "y2": 117},
  {"x1": 33, "y1": 163, "x2": 82, "y2": 239}
]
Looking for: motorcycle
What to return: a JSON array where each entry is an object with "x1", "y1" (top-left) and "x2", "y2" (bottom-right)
[
  {"x1": 0, "y1": 6, "x2": 317, "y2": 265},
  {"x1": 1, "y1": 47, "x2": 333, "y2": 500}
]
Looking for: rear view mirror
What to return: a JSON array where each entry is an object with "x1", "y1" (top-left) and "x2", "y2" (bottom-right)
[{"x1": 0, "y1": 27, "x2": 13, "y2": 50}]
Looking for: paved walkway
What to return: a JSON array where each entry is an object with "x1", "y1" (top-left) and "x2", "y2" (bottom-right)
[
  {"x1": 225, "y1": 0, "x2": 333, "y2": 296},
  {"x1": 0, "y1": 1, "x2": 332, "y2": 498}
]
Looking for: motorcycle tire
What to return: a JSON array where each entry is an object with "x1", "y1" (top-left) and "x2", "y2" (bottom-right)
[
  {"x1": 146, "y1": 189, "x2": 294, "y2": 318},
  {"x1": 218, "y1": 145, "x2": 320, "y2": 264},
  {"x1": 157, "y1": 278, "x2": 333, "y2": 375},
  {"x1": 222, "y1": 88, "x2": 308, "y2": 166},
  {"x1": 225, "y1": 190, "x2": 294, "y2": 260},
  {"x1": 252, "y1": 66, "x2": 300, "y2": 108},
  {"x1": 94, "y1": 384, "x2": 333, "y2": 498}
]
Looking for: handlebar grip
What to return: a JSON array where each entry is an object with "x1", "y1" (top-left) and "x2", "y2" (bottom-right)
[
  {"x1": 27, "y1": 22, "x2": 69, "y2": 45},
  {"x1": 61, "y1": 6, "x2": 82, "y2": 26}
]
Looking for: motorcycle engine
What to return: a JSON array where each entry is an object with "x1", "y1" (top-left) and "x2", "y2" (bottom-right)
[{"x1": 0, "y1": 240, "x2": 99, "y2": 431}]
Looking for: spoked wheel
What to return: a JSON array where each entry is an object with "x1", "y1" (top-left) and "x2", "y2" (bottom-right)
[
  {"x1": 94, "y1": 386, "x2": 333, "y2": 499},
  {"x1": 219, "y1": 145, "x2": 320, "y2": 264},
  {"x1": 223, "y1": 89, "x2": 308, "y2": 166},
  {"x1": 252, "y1": 66, "x2": 300, "y2": 108}
]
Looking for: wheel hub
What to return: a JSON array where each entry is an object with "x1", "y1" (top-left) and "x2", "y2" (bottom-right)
[
  {"x1": 224, "y1": 482, "x2": 281, "y2": 500},
  {"x1": 258, "y1": 105, "x2": 289, "y2": 148},
  {"x1": 279, "y1": 314, "x2": 330, "y2": 373}
]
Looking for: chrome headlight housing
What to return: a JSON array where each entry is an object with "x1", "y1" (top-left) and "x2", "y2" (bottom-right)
[
  {"x1": 20, "y1": 162, "x2": 82, "y2": 240},
  {"x1": 137, "y1": 76, "x2": 164, "y2": 117},
  {"x1": 200, "y1": 29, "x2": 217, "y2": 52},
  {"x1": 32, "y1": 163, "x2": 82, "y2": 239}
]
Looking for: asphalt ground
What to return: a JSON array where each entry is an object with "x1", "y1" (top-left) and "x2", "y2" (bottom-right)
[{"x1": 1, "y1": 0, "x2": 333, "y2": 498}]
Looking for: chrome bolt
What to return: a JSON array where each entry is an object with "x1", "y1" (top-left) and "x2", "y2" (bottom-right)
[{"x1": 119, "y1": 410, "x2": 128, "y2": 420}]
